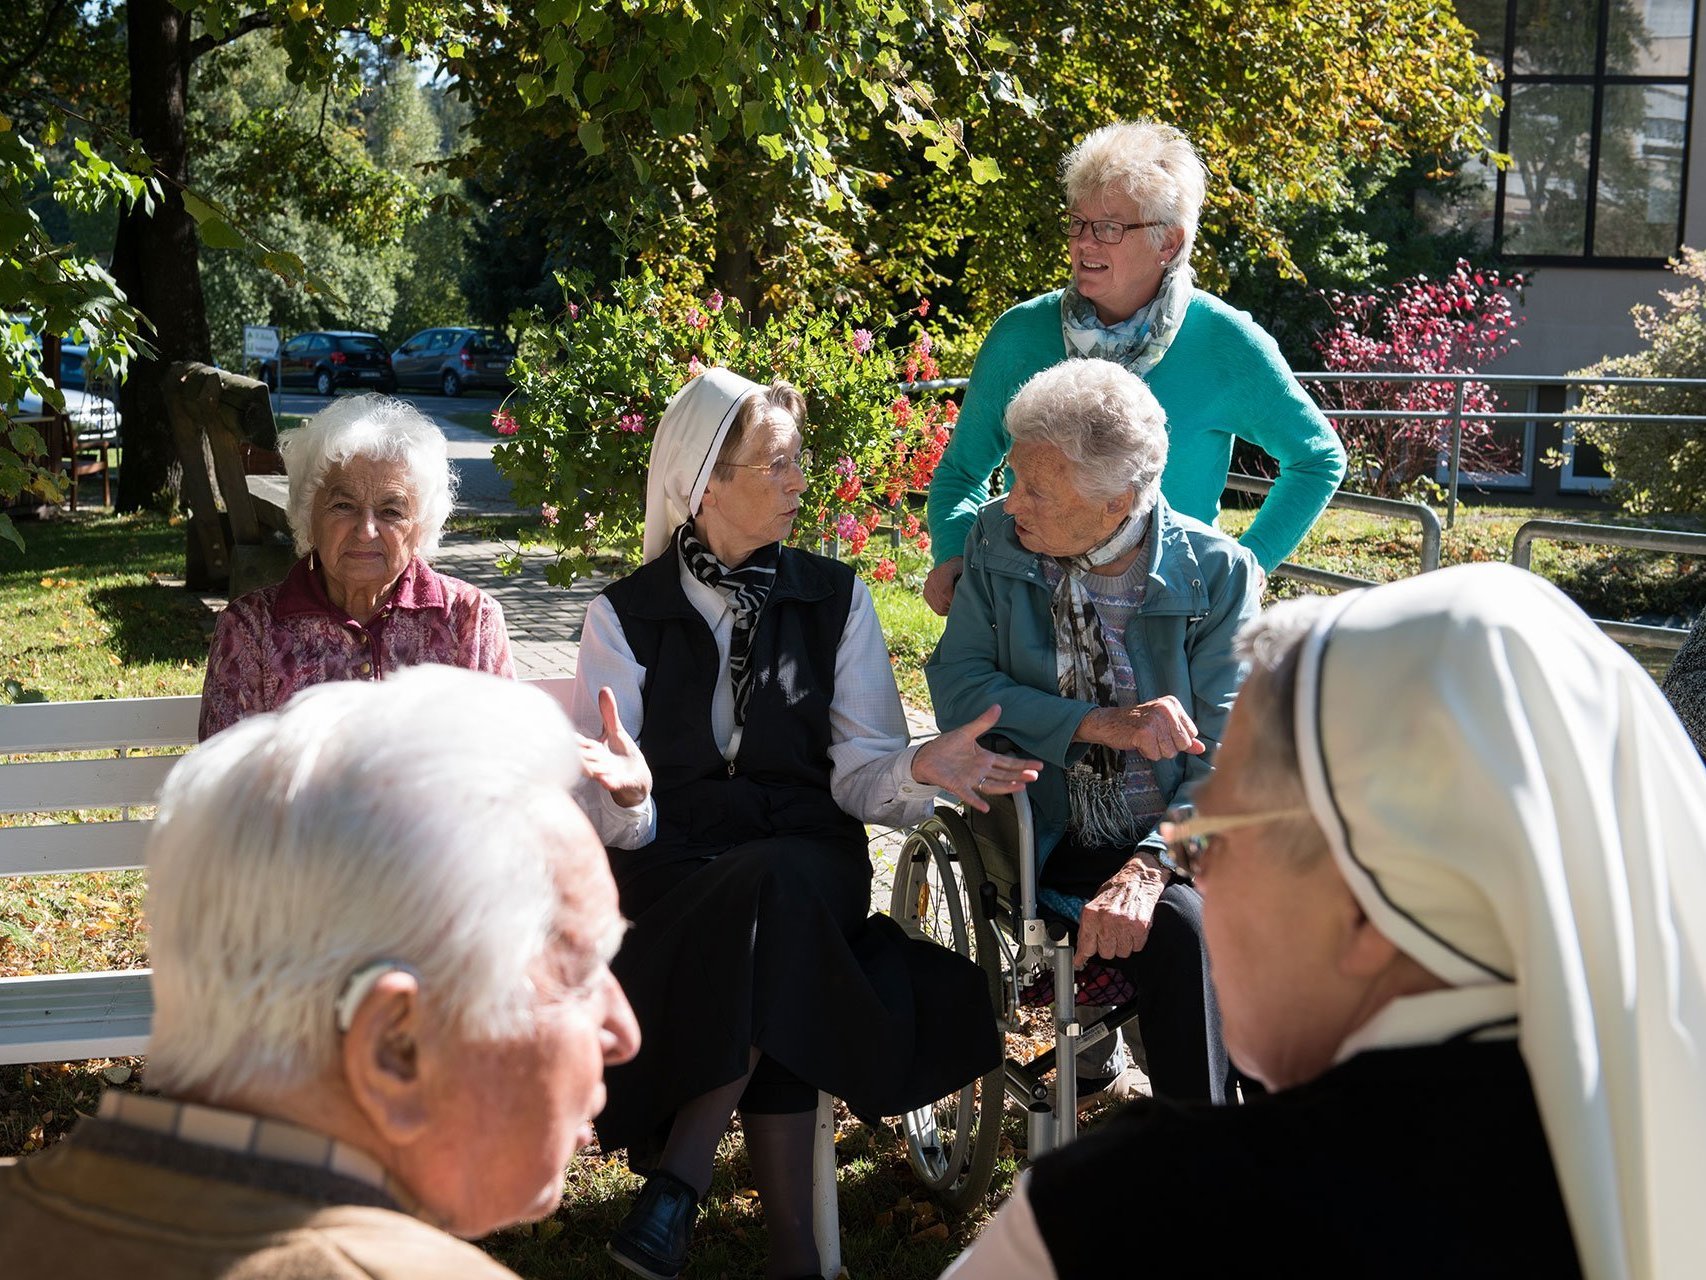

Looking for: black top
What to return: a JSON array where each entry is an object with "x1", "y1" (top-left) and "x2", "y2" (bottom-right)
[
  {"x1": 603, "y1": 542, "x2": 862, "y2": 874},
  {"x1": 1027, "y1": 1039, "x2": 1582, "y2": 1279}
]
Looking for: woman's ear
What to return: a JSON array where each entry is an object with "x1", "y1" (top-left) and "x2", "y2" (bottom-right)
[{"x1": 340, "y1": 969, "x2": 431, "y2": 1147}]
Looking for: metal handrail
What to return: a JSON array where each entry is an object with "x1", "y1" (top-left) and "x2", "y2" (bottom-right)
[
  {"x1": 1509, "y1": 520, "x2": 1706, "y2": 651},
  {"x1": 1225, "y1": 473, "x2": 1441, "y2": 591},
  {"x1": 899, "y1": 371, "x2": 1706, "y2": 529}
]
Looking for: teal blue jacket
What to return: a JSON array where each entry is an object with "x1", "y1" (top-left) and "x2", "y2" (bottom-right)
[
  {"x1": 927, "y1": 289, "x2": 1345, "y2": 574},
  {"x1": 925, "y1": 496, "x2": 1261, "y2": 867}
]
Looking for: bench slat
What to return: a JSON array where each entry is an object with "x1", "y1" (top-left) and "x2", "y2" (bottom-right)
[
  {"x1": 0, "y1": 754, "x2": 181, "y2": 816},
  {"x1": 0, "y1": 970, "x2": 153, "y2": 1066},
  {"x1": 0, "y1": 696, "x2": 201, "y2": 753},
  {"x1": 0, "y1": 821, "x2": 152, "y2": 877}
]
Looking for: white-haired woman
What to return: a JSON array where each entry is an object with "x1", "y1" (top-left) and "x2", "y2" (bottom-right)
[
  {"x1": 575, "y1": 368, "x2": 1036, "y2": 1280},
  {"x1": 924, "y1": 120, "x2": 1345, "y2": 616},
  {"x1": 943, "y1": 563, "x2": 1706, "y2": 1279},
  {"x1": 199, "y1": 394, "x2": 512, "y2": 739},
  {"x1": 927, "y1": 358, "x2": 1262, "y2": 1106}
]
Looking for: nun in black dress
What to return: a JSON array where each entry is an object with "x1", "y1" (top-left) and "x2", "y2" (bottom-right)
[{"x1": 570, "y1": 368, "x2": 1038, "y2": 1280}]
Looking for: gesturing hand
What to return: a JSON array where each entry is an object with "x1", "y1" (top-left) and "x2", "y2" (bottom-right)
[
  {"x1": 576, "y1": 685, "x2": 651, "y2": 809},
  {"x1": 910, "y1": 704, "x2": 1043, "y2": 813},
  {"x1": 1076, "y1": 695, "x2": 1206, "y2": 761},
  {"x1": 1075, "y1": 853, "x2": 1168, "y2": 966}
]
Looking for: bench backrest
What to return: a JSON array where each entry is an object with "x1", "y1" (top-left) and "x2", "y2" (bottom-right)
[{"x1": 0, "y1": 677, "x2": 577, "y2": 880}]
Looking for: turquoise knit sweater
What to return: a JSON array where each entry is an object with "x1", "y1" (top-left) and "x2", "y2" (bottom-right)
[{"x1": 927, "y1": 289, "x2": 1346, "y2": 573}]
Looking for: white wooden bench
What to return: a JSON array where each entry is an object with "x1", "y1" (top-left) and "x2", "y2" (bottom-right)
[{"x1": 0, "y1": 680, "x2": 844, "y2": 1276}]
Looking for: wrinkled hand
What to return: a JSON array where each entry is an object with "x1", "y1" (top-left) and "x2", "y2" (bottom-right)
[
  {"x1": 911, "y1": 704, "x2": 1042, "y2": 813},
  {"x1": 1252, "y1": 564, "x2": 1269, "y2": 598},
  {"x1": 1076, "y1": 695, "x2": 1205, "y2": 761},
  {"x1": 923, "y1": 556, "x2": 964, "y2": 617},
  {"x1": 1075, "y1": 854, "x2": 1168, "y2": 966},
  {"x1": 576, "y1": 685, "x2": 651, "y2": 809}
]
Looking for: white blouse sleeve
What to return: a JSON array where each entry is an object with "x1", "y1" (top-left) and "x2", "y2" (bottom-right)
[
  {"x1": 827, "y1": 577, "x2": 939, "y2": 826},
  {"x1": 938, "y1": 1173, "x2": 1059, "y2": 1280},
  {"x1": 570, "y1": 594, "x2": 657, "y2": 850}
]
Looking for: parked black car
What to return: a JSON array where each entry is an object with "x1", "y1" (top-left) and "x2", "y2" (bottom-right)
[
  {"x1": 391, "y1": 327, "x2": 515, "y2": 397},
  {"x1": 263, "y1": 331, "x2": 397, "y2": 395}
]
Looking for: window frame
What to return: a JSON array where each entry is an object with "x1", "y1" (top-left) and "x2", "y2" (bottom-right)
[{"x1": 1484, "y1": 0, "x2": 1697, "y2": 267}]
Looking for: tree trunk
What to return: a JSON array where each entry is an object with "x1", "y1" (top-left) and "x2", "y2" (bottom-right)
[{"x1": 112, "y1": 0, "x2": 211, "y2": 511}]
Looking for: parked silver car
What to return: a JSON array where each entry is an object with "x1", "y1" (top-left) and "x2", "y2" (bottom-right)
[{"x1": 391, "y1": 327, "x2": 515, "y2": 397}]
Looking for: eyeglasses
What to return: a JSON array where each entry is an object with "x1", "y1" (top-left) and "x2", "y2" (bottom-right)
[
  {"x1": 721, "y1": 448, "x2": 814, "y2": 479},
  {"x1": 1157, "y1": 803, "x2": 1312, "y2": 879},
  {"x1": 1062, "y1": 213, "x2": 1168, "y2": 245}
]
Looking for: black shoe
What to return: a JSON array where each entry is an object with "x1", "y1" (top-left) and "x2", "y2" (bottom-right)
[{"x1": 607, "y1": 1170, "x2": 699, "y2": 1280}]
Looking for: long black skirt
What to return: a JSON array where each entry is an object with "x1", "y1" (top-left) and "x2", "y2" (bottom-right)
[{"x1": 596, "y1": 828, "x2": 1001, "y2": 1154}]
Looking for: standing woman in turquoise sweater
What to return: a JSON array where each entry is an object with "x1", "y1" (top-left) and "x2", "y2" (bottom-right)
[{"x1": 923, "y1": 121, "x2": 1346, "y2": 615}]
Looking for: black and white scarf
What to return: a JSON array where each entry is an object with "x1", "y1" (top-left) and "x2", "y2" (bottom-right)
[
  {"x1": 1052, "y1": 508, "x2": 1152, "y2": 847},
  {"x1": 676, "y1": 519, "x2": 779, "y2": 726}
]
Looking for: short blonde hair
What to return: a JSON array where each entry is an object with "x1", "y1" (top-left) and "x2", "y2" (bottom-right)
[{"x1": 1062, "y1": 121, "x2": 1208, "y2": 270}]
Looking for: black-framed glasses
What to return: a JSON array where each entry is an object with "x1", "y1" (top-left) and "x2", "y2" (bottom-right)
[
  {"x1": 722, "y1": 448, "x2": 813, "y2": 479},
  {"x1": 1062, "y1": 213, "x2": 1167, "y2": 245},
  {"x1": 1157, "y1": 803, "x2": 1312, "y2": 879}
]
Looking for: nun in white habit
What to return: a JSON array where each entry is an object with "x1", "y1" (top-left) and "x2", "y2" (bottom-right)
[
  {"x1": 573, "y1": 368, "x2": 1038, "y2": 1280},
  {"x1": 944, "y1": 562, "x2": 1705, "y2": 1280}
]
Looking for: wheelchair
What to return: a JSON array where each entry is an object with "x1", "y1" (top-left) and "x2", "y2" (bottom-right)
[{"x1": 888, "y1": 788, "x2": 1144, "y2": 1211}]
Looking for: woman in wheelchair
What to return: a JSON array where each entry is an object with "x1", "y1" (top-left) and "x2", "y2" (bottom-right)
[
  {"x1": 571, "y1": 368, "x2": 1038, "y2": 1280},
  {"x1": 926, "y1": 358, "x2": 1262, "y2": 1105}
]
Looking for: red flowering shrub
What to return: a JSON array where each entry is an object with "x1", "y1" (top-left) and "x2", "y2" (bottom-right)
[{"x1": 1311, "y1": 260, "x2": 1526, "y2": 500}]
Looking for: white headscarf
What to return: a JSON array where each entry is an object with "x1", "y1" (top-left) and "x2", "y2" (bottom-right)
[
  {"x1": 641, "y1": 368, "x2": 764, "y2": 563},
  {"x1": 1293, "y1": 563, "x2": 1706, "y2": 1280}
]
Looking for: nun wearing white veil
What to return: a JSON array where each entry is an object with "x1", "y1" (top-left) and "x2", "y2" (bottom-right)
[
  {"x1": 572, "y1": 369, "x2": 1038, "y2": 1280},
  {"x1": 944, "y1": 562, "x2": 1705, "y2": 1280}
]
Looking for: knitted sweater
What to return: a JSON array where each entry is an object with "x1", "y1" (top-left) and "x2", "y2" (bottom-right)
[{"x1": 927, "y1": 289, "x2": 1345, "y2": 573}]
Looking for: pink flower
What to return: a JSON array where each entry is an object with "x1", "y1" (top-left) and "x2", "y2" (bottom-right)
[
  {"x1": 872, "y1": 558, "x2": 897, "y2": 583},
  {"x1": 582, "y1": 512, "x2": 599, "y2": 532},
  {"x1": 687, "y1": 308, "x2": 709, "y2": 330},
  {"x1": 568, "y1": 302, "x2": 581, "y2": 320},
  {"x1": 493, "y1": 411, "x2": 519, "y2": 436},
  {"x1": 834, "y1": 454, "x2": 857, "y2": 479},
  {"x1": 917, "y1": 298, "x2": 931, "y2": 317},
  {"x1": 708, "y1": 289, "x2": 725, "y2": 313},
  {"x1": 851, "y1": 328, "x2": 874, "y2": 356},
  {"x1": 688, "y1": 355, "x2": 705, "y2": 376},
  {"x1": 618, "y1": 412, "x2": 646, "y2": 433},
  {"x1": 848, "y1": 526, "x2": 869, "y2": 555},
  {"x1": 540, "y1": 503, "x2": 560, "y2": 527},
  {"x1": 835, "y1": 512, "x2": 859, "y2": 540}
]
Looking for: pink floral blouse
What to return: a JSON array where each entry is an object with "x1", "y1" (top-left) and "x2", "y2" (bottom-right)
[{"x1": 199, "y1": 554, "x2": 514, "y2": 739}]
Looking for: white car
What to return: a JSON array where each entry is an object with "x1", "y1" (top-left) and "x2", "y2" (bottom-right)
[{"x1": 11, "y1": 386, "x2": 122, "y2": 444}]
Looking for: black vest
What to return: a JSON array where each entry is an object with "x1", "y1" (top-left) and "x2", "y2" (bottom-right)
[{"x1": 603, "y1": 543, "x2": 864, "y2": 869}]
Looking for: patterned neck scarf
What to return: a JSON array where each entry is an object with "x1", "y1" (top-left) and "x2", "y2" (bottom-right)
[
  {"x1": 1051, "y1": 507, "x2": 1154, "y2": 847},
  {"x1": 676, "y1": 519, "x2": 779, "y2": 726},
  {"x1": 1061, "y1": 262, "x2": 1195, "y2": 378}
]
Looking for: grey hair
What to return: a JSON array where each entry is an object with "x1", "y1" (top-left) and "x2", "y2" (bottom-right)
[
  {"x1": 1231, "y1": 595, "x2": 1336, "y2": 808},
  {"x1": 279, "y1": 394, "x2": 456, "y2": 559},
  {"x1": 1062, "y1": 121, "x2": 1208, "y2": 271},
  {"x1": 144, "y1": 667, "x2": 608, "y2": 1101},
  {"x1": 713, "y1": 380, "x2": 807, "y2": 475},
  {"x1": 1004, "y1": 358, "x2": 1168, "y2": 507}
]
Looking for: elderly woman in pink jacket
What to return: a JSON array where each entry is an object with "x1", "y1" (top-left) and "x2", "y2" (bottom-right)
[{"x1": 199, "y1": 394, "x2": 512, "y2": 739}]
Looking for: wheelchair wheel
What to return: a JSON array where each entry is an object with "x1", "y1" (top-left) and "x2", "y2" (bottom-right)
[{"x1": 889, "y1": 807, "x2": 1006, "y2": 1212}]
